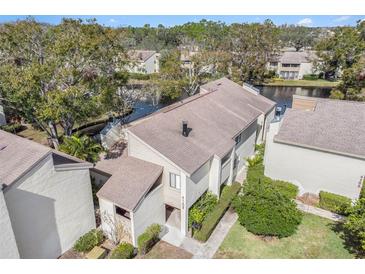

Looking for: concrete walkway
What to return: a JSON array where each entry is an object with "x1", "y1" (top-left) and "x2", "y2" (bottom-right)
[
  {"x1": 180, "y1": 208, "x2": 238, "y2": 259},
  {"x1": 295, "y1": 200, "x2": 345, "y2": 222}
]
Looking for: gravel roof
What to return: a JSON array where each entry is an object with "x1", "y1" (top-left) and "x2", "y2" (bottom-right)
[
  {"x1": 275, "y1": 99, "x2": 365, "y2": 159},
  {"x1": 129, "y1": 77, "x2": 275, "y2": 174},
  {"x1": 96, "y1": 156, "x2": 163, "y2": 211}
]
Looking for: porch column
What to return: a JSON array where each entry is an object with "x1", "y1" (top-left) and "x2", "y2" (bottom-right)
[
  {"x1": 209, "y1": 155, "x2": 221, "y2": 197},
  {"x1": 180, "y1": 172, "x2": 188, "y2": 236}
]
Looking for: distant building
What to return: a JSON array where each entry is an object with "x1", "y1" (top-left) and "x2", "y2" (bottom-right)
[
  {"x1": 268, "y1": 50, "x2": 318, "y2": 80},
  {"x1": 126, "y1": 50, "x2": 160, "y2": 74},
  {"x1": 264, "y1": 95, "x2": 365, "y2": 200},
  {"x1": 0, "y1": 130, "x2": 95, "y2": 258}
]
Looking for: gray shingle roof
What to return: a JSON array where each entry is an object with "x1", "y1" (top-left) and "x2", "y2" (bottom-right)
[
  {"x1": 129, "y1": 78, "x2": 276, "y2": 174},
  {"x1": 279, "y1": 51, "x2": 316, "y2": 64},
  {"x1": 275, "y1": 99, "x2": 365, "y2": 159},
  {"x1": 96, "y1": 156, "x2": 163, "y2": 211},
  {"x1": 0, "y1": 130, "x2": 91, "y2": 187}
]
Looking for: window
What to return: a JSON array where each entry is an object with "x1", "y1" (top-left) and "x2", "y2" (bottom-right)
[
  {"x1": 270, "y1": 62, "x2": 278, "y2": 67},
  {"x1": 282, "y1": 63, "x2": 300, "y2": 68},
  {"x1": 235, "y1": 133, "x2": 242, "y2": 145},
  {"x1": 169, "y1": 173, "x2": 181, "y2": 190},
  {"x1": 115, "y1": 206, "x2": 130, "y2": 219}
]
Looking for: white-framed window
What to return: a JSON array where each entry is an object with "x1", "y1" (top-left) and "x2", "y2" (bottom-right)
[{"x1": 169, "y1": 173, "x2": 181, "y2": 190}]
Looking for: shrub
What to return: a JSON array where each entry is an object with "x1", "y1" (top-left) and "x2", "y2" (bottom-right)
[
  {"x1": 303, "y1": 74, "x2": 319, "y2": 80},
  {"x1": 188, "y1": 191, "x2": 218, "y2": 227},
  {"x1": 343, "y1": 198, "x2": 365, "y2": 255},
  {"x1": 128, "y1": 72, "x2": 151, "y2": 80},
  {"x1": 0, "y1": 123, "x2": 24, "y2": 133},
  {"x1": 137, "y1": 224, "x2": 161, "y2": 255},
  {"x1": 271, "y1": 180, "x2": 299, "y2": 199},
  {"x1": 360, "y1": 179, "x2": 365, "y2": 199},
  {"x1": 74, "y1": 229, "x2": 104, "y2": 253},
  {"x1": 194, "y1": 183, "x2": 241, "y2": 242},
  {"x1": 110, "y1": 242, "x2": 135, "y2": 259},
  {"x1": 319, "y1": 191, "x2": 352, "y2": 215},
  {"x1": 233, "y1": 180, "x2": 302, "y2": 238}
]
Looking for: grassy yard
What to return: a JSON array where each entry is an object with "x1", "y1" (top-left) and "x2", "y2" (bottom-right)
[
  {"x1": 265, "y1": 79, "x2": 339, "y2": 88},
  {"x1": 215, "y1": 213, "x2": 354, "y2": 259},
  {"x1": 137, "y1": 241, "x2": 193, "y2": 259}
]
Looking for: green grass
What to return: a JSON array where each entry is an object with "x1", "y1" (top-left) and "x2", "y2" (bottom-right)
[
  {"x1": 215, "y1": 213, "x2": 354, "y2": 259},
  {"x1": 265, "y1": 79, "x2": 339, "y2": 87}
]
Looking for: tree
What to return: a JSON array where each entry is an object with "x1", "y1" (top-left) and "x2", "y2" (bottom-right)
[
  {"x1": 0, "y1": 18, "x2": 128, "y2": 147},
  {"x1": 343, "y1": 198, "x2": 365, "y2": 256},
  {"x1": 279, "y1": 25, "x2": 316, "y2": 51},
  {"x1": 59, "y1": 134, "x2": 102, "y2": 163},
  {"x1": 315, "y1": 26, "x2": 365, "y2": 80},
  {"x1": 228, "y1": 20, "x2": 280, "y2": 84},
  {"x1": 233, "y1": 179, "x2": 302, "y2": 238}
]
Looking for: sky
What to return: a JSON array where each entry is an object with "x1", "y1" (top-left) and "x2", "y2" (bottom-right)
[{"x1": 0, "y1": 15, "x2": 363, "y2": 27}]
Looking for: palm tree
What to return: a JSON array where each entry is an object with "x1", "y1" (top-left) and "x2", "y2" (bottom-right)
[{"x1": 59, "y1": 134, "x2": 102, "y2": 163}]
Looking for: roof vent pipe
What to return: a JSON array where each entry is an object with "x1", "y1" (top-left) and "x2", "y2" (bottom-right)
[{"x1": 182, "y1": 121, "x2": 189, "y2": 137}]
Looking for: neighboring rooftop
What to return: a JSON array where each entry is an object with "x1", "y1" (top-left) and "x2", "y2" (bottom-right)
[
  {"x1": 127, "y1": 50, "x2": 156, "y2": 62},
  {"x1": 279, "y1": 50, "x2": 316, "y2": 64},
  {"x1": 129, "y1": 77, "x2": 276, "y2": 174},
  {"x1": 275, "y1": 98, "x2": 365, "y2": 159},
  {"x1": 96, "y1": 156, "x2": 163, "y2": 211},
  {"x1": 0, "y1": 130, "x2": 91, "y2": 187}
]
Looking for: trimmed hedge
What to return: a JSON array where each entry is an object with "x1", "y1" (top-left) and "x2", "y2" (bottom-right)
[
  {"x1": 137, "y1": 224, "x2": 161, "y2": 255},
  {"x1": 234, "y1": 180, "x2": 302, "y2": 238},
  {"x1": 271, "y1": 180, "x2": 299, "y2": 200},
  {"x1": 303, "y1": 74, "x2": 319, "y2": 80},
  {"x1": 194, "y1": 183, "x2": 241, "y2": 242},
  {"x1": 319, "y1": 191, "x2": 352, "y2": 215},
  {"x1": 74, "y1": 229, "x2": 104, "y2": 253},
  {"x1": 110, "y1": 242, "x2": 135, "y2": 259}
]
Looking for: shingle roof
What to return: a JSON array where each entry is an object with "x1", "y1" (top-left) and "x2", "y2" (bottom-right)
[
  {"x1": 0, "y1": 130, "x2": 91, "y2": 187},
  {"x1": 127, "y1": 50, "x2": 156, "y2": 62},
  {"x1": 279, "y1": 51, "x2": 316, "y2": 64},
  {"x1": 96, "y1": 156, "x2": 163, "y2": 211},
  {"x1": 275, "y1": 99, "x2": 365, "y2": 159},
  {"x1": 129, "y1": 77, "x2": 276, "y2": 174}
]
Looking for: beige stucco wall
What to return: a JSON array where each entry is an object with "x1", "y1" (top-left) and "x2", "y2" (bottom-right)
[
  {"x1": 234, "y1": 121, "x2": 257, "y2": 174},
  {"x1": 4, "y1": 155, "x2": 95, "y2": 258},
  {"x1": 131, "y1": 185, "x2": 165, "y2": 246},
  {"x1": 0, "y1": 190, "x2": 19, "y2": 258},
  {"x1": 128, "y1": 132, "x2": 182, "y2": 208},
  {"x1": 186, "y1": 159, "x2": 211, "y2": 208},
  {"x1": 264, "y1": 122, "x2": 365, "y2": 199}
]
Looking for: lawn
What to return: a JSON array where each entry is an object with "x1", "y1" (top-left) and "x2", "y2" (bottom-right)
[
  {"x1": 215, "y1": 213, "x2": 354, "y2": 259},
  {"x1": 265, "y1": 79, "x2": 339, "y2": 88},
  {"x1": 137, "y1": 241, "x2": 193, "y2": 259}
]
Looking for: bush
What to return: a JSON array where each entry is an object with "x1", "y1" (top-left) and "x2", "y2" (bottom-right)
[
  {"x1": 271, "y1": 180, "x2": 299, "y2": 199},
  {"x1": 0, "y1": 123, "x2": 24, "y2": 133},
  {"x1": 319, "y1": 191, "x2": 352, "y2": 215},
  {"x1": 137, "y1": 224, "x2": 161, "y2": 255},
  {"x1": 233, "y1": 180, "x2": 302, "y2": 238},
  {"x1": 188, "y1": 191, "x2": 218, "y2": 228},
  {"x1": 303, "y1": 74, "x2": 319, "y2": 80},
  {"x1": 110, "y1": 242, "x2": 135, "y2": 259},
  {"x1": 343, "y1": 198, "x2": 365, "y2": 255},
  {"x1": 128, "y1": 72, "x2": 151, "y2": 80},
  {"x1": 74, "y1": 229, "x2": 104, "y2": 253},
  {"x1": 194, "y1": 183, "x2": 241, "y2": 242}
]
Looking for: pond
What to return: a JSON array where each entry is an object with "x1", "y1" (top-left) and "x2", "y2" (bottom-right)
[{"x1": 256, "y1": 86, "x2": 332, "y2": 108}]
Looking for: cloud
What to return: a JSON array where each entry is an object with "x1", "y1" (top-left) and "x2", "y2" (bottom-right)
[
  {"x1": 297, "y1": 18, "x2": 313, "y2": 27},
  {"x1": 109, "y1": 18, "x2": 117, "y2": 23},
  {"x1": 334, "y1": 16, "x2": 350, "y2": 22}
]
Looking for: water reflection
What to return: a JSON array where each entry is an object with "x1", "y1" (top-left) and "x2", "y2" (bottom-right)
[{"x1": 256, "y1": 86, "x2": 332, "y2": 108}]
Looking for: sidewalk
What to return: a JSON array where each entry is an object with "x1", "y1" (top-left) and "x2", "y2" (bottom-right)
[
  {"x1": 295, "y1": 200, "x2": 345, "y2": 222},
  {"x1": 180, "y1": 208, "x2": 238, "y2": 259}
]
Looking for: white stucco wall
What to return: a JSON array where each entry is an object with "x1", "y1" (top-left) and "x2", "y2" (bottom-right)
[
  {"x1": 0, "y1": 190, "x2": 19, "y2": 258},
  {"x1": 128, "y1": 132, "x2": 182, "y2": 208},
  {"x1": 4, "y1": 155, "x2": 95, "y2": 258},
  {"x1": 186, "y1": 159, "x2": 211, "y2": 208},
  {"x1": 131, "y1": 185, "x2": 165, "y2": 246},
  {"x1": 264, "y1": 122, "x2": 365, "y2": 199},
  {"x1": 298, "y1": 62, "x2": 314, "y2": 79}
]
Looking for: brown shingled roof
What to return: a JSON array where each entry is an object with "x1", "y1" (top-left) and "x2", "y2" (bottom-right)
[
  {"x1": 96, "y1": 156, "x2": 163, "y2": 211},
  {"x1": 129, "y1": 77, "x2": 275, "y2": 174},
  {"x1": 275, "y1": 99, "x2": 365, "y2": 159}
]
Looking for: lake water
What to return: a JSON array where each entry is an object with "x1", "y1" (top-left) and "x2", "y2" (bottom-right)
[{"x1": 256, "y1": 86, "x2": 332, "y2": 108}]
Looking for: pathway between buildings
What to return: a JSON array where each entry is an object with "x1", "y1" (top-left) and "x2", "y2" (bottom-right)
[
  {"x1": 295, "y1": 200, "x2": 345, "y2": 222},
  {"x1": 179, "y1": 208, "x2": 238, "y2": 259}
]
